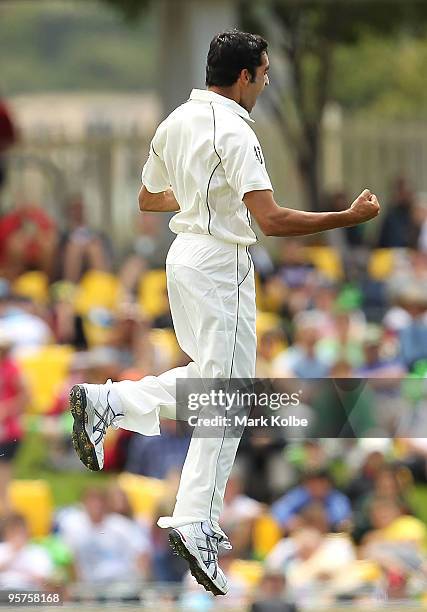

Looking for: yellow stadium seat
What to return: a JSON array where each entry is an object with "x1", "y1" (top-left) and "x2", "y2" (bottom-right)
[
  {"x1": 255, "y1": 272, "x2": 265, "y2": 310},
  {"x1": 229, "y1": 559, "x2": 263, "y2": 586},
  {"x1": 82, "y1": 320, "x2": 112, "y2": 348},
  {"x1": 256, "y1": 312, "x2": 282, "y2": 336},
  {"x1": 8, "y1": 480, "x2": 53, "y2": 537},
  {"x1": 304, "y1": 246, "x2": 343, "y2": 280},
  {"x1": 138, "y1": 270, "x2": 168, "y2": 318},
  {"x1": 368, "y1": 248, "x2": 395, "y2": 280},
  {"x1": 252, "y1": 513, "x2": 282, "y2": 559},
  {"x1": 12, "y1": 271, "x2": 49, "y2": 305},
  {"x1": 74, "y1": 271, "x2": 121, "y2": 315},
  {"x1": 149, "y1": 328, "x2": 180, "y2": 363},
  {"x1": 17, "y1": 345, "x2": 74, "y2": 413},
  {"x1": 117, "y1": 472, "x2": 167, "y2": 520},
  {"x1": 256, "y1": 311, "x2": 287, "y2": 357}
]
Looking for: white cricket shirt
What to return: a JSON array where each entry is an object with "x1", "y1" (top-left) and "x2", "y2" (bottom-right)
[{"x1": 141, "y1": 89, "x2": 273, "y2": 246}]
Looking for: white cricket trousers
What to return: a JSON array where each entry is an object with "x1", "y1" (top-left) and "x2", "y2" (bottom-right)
[{"x1": 113, "y1": 233, "x2": 256, "y2": 534}]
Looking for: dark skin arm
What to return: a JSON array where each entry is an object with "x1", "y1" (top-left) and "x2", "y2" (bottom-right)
[
  {"x1": 138, "y1": 185, "x2": 180, "y2": 212},
  {"x1": 243, "y1": 188, "x2": 380, "y2": 237}
]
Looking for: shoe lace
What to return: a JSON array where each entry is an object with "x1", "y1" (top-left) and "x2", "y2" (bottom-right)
[
  {"x1": 201, "y1": 521, "x2": 233, "y2": 554},
  {"x1": 219, "y1": 536, "x2": 232, "y2": 551},
  {"x1": 93, "y1": 380, "x2": 120, "y2": 443}
]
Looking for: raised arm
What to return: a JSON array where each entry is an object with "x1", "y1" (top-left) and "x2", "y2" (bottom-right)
[
  {"x1": 138, "y1": 185, "x2": 180, "y2": 212},
  {"x1": 243, "y1": 188, "x2": 380, "y2": 237}
]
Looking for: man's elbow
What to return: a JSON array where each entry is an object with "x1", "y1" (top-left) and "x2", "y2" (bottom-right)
[
  {"x1": 259, "y1": 214, "x2": 284, "y2": 237},
  {"x1": 259, "y1": 210, "x2": 300, "y2": 238},
  {"x1": 256, "y1": 214, "x2": 277, "y2": 237},
  {"x1": 138, "y1": 186, "x2": 149, "y2": 211}
]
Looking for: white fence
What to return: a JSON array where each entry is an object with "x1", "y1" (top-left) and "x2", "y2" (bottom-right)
[{"x1": 3, "y1": 115, "x2": 427, "y2": 256}]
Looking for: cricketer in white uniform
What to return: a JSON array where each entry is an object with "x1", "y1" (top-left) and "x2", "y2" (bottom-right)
[{"x1": 70, "y1": 31, "x2": 380, "y2": 595}]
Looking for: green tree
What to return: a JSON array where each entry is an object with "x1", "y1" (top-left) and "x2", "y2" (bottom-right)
[
  {"x1": 0, "y1": 1, "x2": 156, "y2": 93},
  {"x1": 99, "y1": 0, "x2": 150, "y2": 20},
  {"x1": 334, "y1": 33, "x2": 427, "y2": 119},
  {"x1": 241, "y1": 0, "x2": 427, "y2": 210},
  {"x1": 8, "y1": 0, "x2": 426, "y2": 210}
]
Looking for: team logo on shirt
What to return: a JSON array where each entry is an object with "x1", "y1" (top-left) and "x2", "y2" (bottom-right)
[{"x1": 254, "y1": 145, "x2": 264, "y2": 165}]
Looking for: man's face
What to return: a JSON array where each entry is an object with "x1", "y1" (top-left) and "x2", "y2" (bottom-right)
[
  {"x1": 239, "y1": 51, "x2": 269, "y2": 112},
  {"x1": 305, "y1": 476, "x2": 331, "y2": 499}
]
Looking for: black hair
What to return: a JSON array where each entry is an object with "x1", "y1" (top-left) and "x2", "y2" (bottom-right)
[
  {"x1": 206, "y1": 30, "x2": 268, "y2": 87},
  {"x1": 301, "y1": 468, "x2": 333, "y2": 484},
  {"x1": 2, "y1": 513, "x2": 27, "y2": 534}
]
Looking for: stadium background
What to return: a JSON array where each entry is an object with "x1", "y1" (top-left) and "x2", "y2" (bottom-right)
[{"x1": 2, "y1": 0, "x2": 427, "y2": 609}]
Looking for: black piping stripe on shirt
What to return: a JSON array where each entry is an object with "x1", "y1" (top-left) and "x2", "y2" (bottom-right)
[
  {"x1": 238, "y1": 246, "x2": 252, "y2": 287},
  {"x1": 206, "y1": 103, "x2": 222, "y2": 236},
  {"x1": 208, "y1": 244, "x2": 240, "y2": 524},
  {"x1": 229, "y1": 245, "x2": 241, "y2": 378},
  {"x1": 151, "y1": 143, "x2": 160, "y2": 158}
]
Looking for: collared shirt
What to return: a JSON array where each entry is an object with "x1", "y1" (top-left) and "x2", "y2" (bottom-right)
[
  {"x1": 271, "y1": 486, "x2": 352, "y2": 529},
  {"x1": 141, "y1": 89, "x2": 273, "y2": 246}
]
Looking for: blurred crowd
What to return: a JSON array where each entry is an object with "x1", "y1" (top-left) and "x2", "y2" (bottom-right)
[{"x1": 2, "y1": 174, "x2": 427, "y2": 608}]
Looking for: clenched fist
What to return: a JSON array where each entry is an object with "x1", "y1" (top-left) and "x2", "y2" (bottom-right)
[{"x1": 349, "y1": 189, "x2": 380, "y2": 224}]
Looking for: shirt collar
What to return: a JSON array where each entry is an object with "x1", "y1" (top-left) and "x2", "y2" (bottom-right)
[{"x1": 189, "y1": 89, "x2": 255, "y2": 123}]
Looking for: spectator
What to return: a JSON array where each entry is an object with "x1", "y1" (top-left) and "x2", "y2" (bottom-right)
[
  {"x1": 383, "y1": 281, "x2": 427, "y2": 339},
  {"x1": 61, "y1": 195, "x2": 112, "y2": 283},
  {"x1": 0, "y1": 97, "x2": 17, "y2": 200},
  {"x1": 50, "y1": 281, "x2": 86, "y2": 348},
  {"x1": 308, "y1": 278, "x2": 339, "y2": 337},
  {"x1": 346, "y1": 441, "x2": 389, "y2": 504},
  {"x1": 271, "y1": 470, "x2": 352, "y2": 533},
  {"x1": 106, "y1": 483, "x2": 151, "y2": 570},
  {"x1": 108, "y1": 303, "x2": 155, "y2": 370},
  {"x1": 220, "y1": 470, "x2": 263, "y2": 558},
  {"x1": 361, "y1": 497, "x2": 427, "y2": 552},
  {"x1": 0, "y1": 203, "x2": 58, "y2": 280},
  {"x1": 125, "y1": 419, "x2": 190, "y2": 479},
  {"x1": 273, "y1": 239, "x2": 316, "y2": 291},
  {"x1": 356, "y1": 324, "x2": 405, "y2": 377},
  {"x1": 55, "y1": 487, "x2": 150, "y2": 598},
  {"x1": 263, "y1": 239, "x2": 317, "y2": 319},
  {"x1": 0, "y1": 295, "x2": 52, "y2": 355},
  {"x1": 310, "y1": 365, "x2": 376, "y2": 437},
  {"x1": 0, "y1": 514, "x2": 54, "y2": 589},
  {"x1": 352, "y1": 465, "x2": 413, "y2": 543},
  {"x1": 396, "y1": 290, "x2": 427, "y2": 369},
  {"x1": 119, "y1": 213, "x2": 173, "y2": 299},
  {"x1": 386, "y1": 251, "x2": 427, "y2": 309},
  {"x1": 316, "y1": 310, "x2": 365, "y2": 369},
  {"x1": 107, "y1": 483, "x2": 135, "y2": 519},
  {"x1": 256, "y1": 326, "x2": 287, "y2": 377},
  {"x1": 238, "y1": 426, "x2": 289, "y2": 504},
  {"x1": 250, "y1": 570, "x2": 298, "y2": 612},
  {"x1": 0, "y1": 330, "x2": 28, "y2": 513},
  {"x1": 415, "y1": 192, "x2": 427, "y2": 253},
  {"x1": 273, "y1": 313, "x2": 329, "y2": 378},
  {"x1": 265, "y1": 527, "x2": 355, "y2": 607},
  {"x1": 284, "y1": 441, "x2": 331, "y2": 478},
  {"x1": 377, "y1": 177, "x2": 418, "y2": 248}
]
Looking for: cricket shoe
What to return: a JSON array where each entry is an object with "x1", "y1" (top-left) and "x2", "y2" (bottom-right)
[
  {"x1": 168, "y1": 521, "x2": 231, "y2": 596},
  {"x1": 70, "y1": 380, "x2": 123, "y2": 471}
]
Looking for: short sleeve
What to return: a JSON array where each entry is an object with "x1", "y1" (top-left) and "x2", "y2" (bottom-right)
[
  {"x1": 141, "y1": 142, "x2": 170, "y2": 193},
  {"x1": 218, "y1": 125, "x2": 273, "y2": 201}
]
